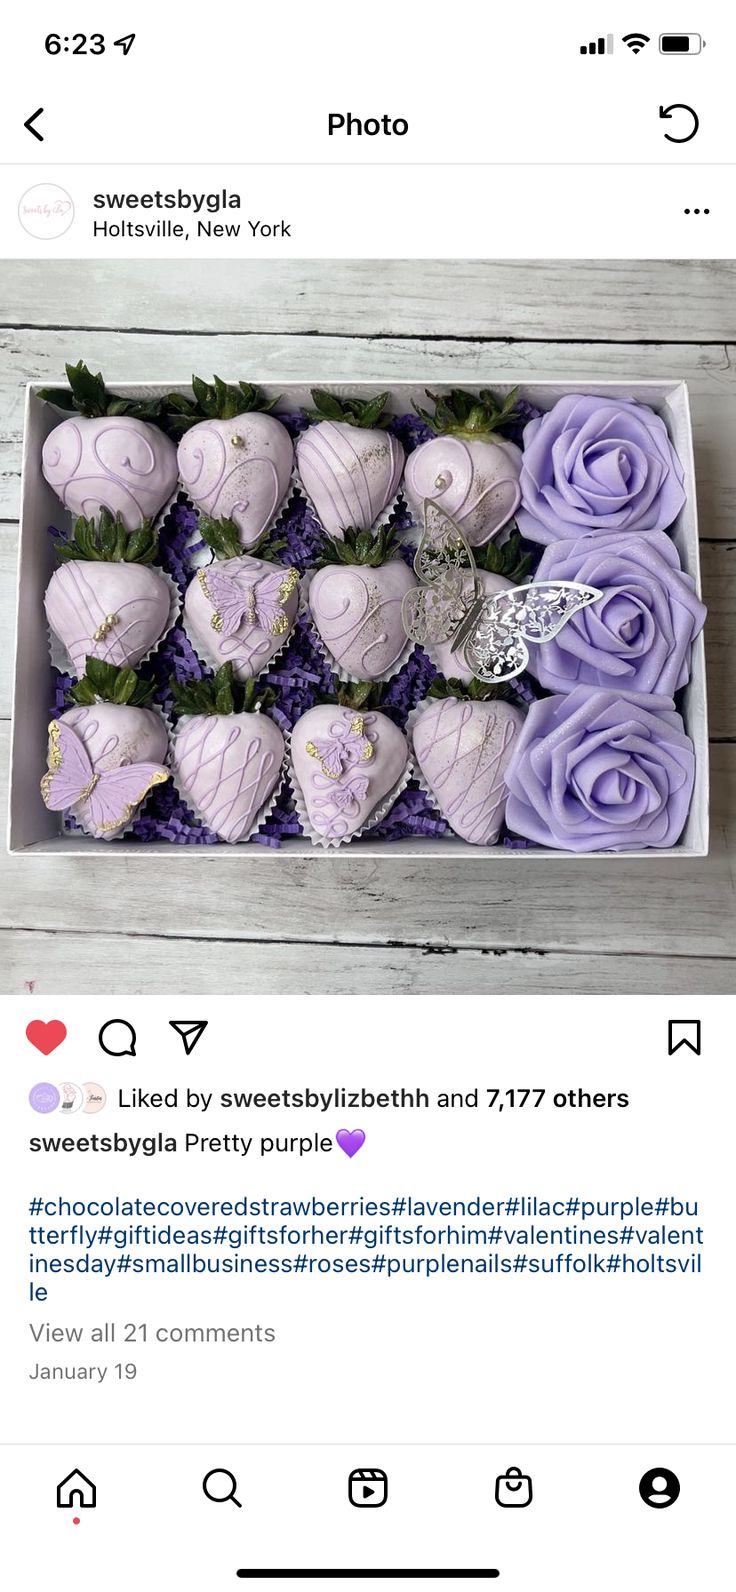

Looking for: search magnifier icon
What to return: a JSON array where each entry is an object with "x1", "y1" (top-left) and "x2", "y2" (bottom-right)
[{"x1": 203, "y1": 1468, "x2": 242, "y2": 1508}]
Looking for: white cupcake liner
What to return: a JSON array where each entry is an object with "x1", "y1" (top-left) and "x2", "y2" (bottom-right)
[
  {"x1": 298, "y1": 565, "x2": 416, "y2": 686},
  {"x1": 169, "y1": 710, "x2": 288, "y2": 845},
  {"x1": 58, "y1": 701, "x2": 174, "y2": 844},
  {"x1": 47, "y1": 565, "x2": 181, "y2": 680},
  {"x1": 180, "y1": 558, "x2": 301, "y2": 686},
  {"x1": 287, "y1": 724, "x2": 414, "y2": 850}
]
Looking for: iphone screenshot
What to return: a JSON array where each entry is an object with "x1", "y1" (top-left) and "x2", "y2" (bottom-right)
[{"x1": 0, "y1": 5, "x2": 733, "y2": 1590}]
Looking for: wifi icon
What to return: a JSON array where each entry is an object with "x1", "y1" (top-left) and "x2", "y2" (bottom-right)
[{"x1": 623, "y1": 32, "x2": 650, "y2": 53}]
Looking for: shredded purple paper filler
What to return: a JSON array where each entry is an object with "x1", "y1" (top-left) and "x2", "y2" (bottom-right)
[{"x1": 50, "y1": 408, "x2": 542, "y2": 848}]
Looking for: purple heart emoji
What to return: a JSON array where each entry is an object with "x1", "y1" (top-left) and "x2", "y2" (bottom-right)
[{"x1": 336, "y1": 1128, "x2": 365, "y2": 1158}]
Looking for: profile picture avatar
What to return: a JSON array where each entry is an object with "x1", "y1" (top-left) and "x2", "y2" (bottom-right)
[{"x1": 18, "y1": 184, "x2": 74, "y2": 240}]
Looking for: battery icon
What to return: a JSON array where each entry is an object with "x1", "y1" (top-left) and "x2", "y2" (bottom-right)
[{"x1": 659, "y1": 33, "x2": 704, "y2": 53}]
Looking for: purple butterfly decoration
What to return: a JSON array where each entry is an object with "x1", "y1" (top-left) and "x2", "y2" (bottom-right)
[
  {"x1": 331, "y1": 774, "x2": 370, "y2": 810},
  {"x1": 304, "y1": 713, "x2": 375, "y2": 780},
  {"x1": 199, "y1": 563, "x2": 299, "y2": 639},
  {"x1": 40, "y1": 719, "x2": 169, "y2": 837},
  {"x1": 402, "y1": 501, "x2": 602, "y2": 682}
]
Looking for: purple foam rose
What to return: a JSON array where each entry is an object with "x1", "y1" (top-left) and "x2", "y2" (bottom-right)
[
  {"x1": 505, "y1": 687, "x2": 695, "y2": 852},
  {"x1": 526, "y1": 531, "x2": 706, "y2": 695},
  {"x1": 517, "y1": 395, "x2": 686, "y2": 545}
]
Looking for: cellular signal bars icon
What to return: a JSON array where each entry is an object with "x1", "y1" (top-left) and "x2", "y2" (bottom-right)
[{"x1": 580, "y1": 35, "x2": 614, "y2": 55}]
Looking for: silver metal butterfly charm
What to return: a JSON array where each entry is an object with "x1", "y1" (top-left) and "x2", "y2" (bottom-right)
[{"x1": 401, "y1": 501, "x2": 603, "y2": 682}]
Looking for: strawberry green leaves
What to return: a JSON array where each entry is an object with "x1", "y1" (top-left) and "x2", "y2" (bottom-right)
[
  {"x1": 68, "y1": 658, "x2": 157, "y2": 708},
  {"x1": 189, "y1": 376, "x2": 280, "y2": 421},
  {"x1": 314, "y1": 523, "x2": 401, "y2": 569},
  {"x1": 55, "y1": 508, "x2": 160, "y2": 565},
  {"x1": 169, "y1": 663, "x2": 275, "y2": 718},
  {"x1": 414, "y1": 386, "x2": 523, "y2": 440},
  {"x1": 307, "y1": 389, "x2": 392, "y2": 429},
  {"x1": 38, "y1": 360, "x2": 199, "y2": 437}
]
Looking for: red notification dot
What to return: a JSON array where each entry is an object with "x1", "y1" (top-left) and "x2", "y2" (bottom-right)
[{"x1": 73, "y1": 1518, "x2": 80, "y2": 1525}]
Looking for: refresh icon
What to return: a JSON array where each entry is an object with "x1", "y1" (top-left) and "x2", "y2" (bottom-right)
[{"x1": 660, "y1": 103, "x2": 699, "y2": 143}]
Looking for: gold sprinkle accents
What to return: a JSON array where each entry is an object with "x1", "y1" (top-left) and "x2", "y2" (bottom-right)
[
  {"x1": 93, "y1": 613, "x2": 119, "y2": 642},
  {"x1": 230, "y1": 434, "x2": 243, "y2": 447},
  {"x1": 278, "y1": 568, "x2": 300, "y2": 602},
  {"x1": 78, "y1": 774, "x2": 100, "y2": 803},
  {"x1": 270, "y1": 613, "x2": 289, "y2": 636},
  {"x1": 435, "y1": 474, "x2": 448, "y2": 490},
  {"x1": 361, "y1": 743, "x2": 374, "y2": 761},
  {"x1": 350, "y1": 716, "x2": 365, "y2": 733}
]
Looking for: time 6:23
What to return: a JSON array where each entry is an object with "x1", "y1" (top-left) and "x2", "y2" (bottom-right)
[
  {"x1": 46, "y1": 34, "x2": 105, "y2": 54},
  {"x1": 45, "y1": 34, "x2": 135, "y2": 55}
]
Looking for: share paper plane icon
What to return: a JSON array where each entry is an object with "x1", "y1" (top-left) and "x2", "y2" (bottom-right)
[{"x1": 169, "y1": 1020, "x2": 208, "y2": 1056}]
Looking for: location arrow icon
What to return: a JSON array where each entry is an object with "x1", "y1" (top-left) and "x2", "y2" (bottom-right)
[
  {"x1": 24, "y1": 108, "x2": 44, "y2": 142},
  {"x1": 169, "y1": 1020, "x2": 208, "y2": 1055}
]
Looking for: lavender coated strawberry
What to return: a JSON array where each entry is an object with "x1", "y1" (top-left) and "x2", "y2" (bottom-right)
[
  {"x1": 176, "y1": 377, "x2": 293, "y2": 549},
  {"x1": 307, "y1": 524, "x2": 416, "y2": 681},
  {"x1": 404, "y1": 388, "x2": 523, "y2": 547},
  {"x1": 296, "y1": 390, "x2": 404, "y2": 540},
  {"x1": 43, "y1": 511, "x2": 173, "y2": 678},
  {"x1": 174, "y1": 712, "x2": 284, "y2": 843},
  {"x1": 412, "y1": 696, "x2": 524, "y2": 845},
  {"x1": 39, "y1": 362, "x2": 184, "y2": 531},
  {"x1": 184, "y1": 554, "x2": 300, "y2": 681},
  {"x1": 170, "y1": 666, "x2": 285, "y2": 843},
  {"x1": 45, "y1": 562, "x2": 170, "y2": 678},
  {"x1": 290, "y1": 703, "x2": 409, "y2": 846}
]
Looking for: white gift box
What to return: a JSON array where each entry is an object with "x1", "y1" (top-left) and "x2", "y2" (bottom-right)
[{"x1": 8, "y1": 380, "x2": 708, "y2": 858}]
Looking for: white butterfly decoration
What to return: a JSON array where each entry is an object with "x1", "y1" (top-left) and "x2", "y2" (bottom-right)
[{"x1": 401, "y1": 501, "x2": 603, "y2": 683}]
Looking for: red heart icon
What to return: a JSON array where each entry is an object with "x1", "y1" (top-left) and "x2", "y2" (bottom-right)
[{"x1": 26, "y1": 1019, "x2": 67, "y2": 1056}]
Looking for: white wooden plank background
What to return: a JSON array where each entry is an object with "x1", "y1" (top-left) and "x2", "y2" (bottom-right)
[{"x1": 0, "y1": 259, "x2": 733, "y2": 995}]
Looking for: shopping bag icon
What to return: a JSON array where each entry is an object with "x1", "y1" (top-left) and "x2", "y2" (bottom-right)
[{"x1": 495, "y1": 1466, "x2": 533, "y2": 1508}]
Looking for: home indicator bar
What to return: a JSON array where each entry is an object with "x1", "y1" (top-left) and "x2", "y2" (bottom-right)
[{"x1": 236, "y1": 1574, "x2": 500, "y2": 1582}]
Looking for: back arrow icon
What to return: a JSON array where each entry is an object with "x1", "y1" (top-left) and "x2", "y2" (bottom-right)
[
  {"x1": 24, "y1": 108, "x2": 44, "y2": 142},
  {"x1": 660, "y1": 103, "x2": 699, "y2": 143}
]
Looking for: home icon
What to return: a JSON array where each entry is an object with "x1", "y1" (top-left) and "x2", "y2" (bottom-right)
[{"x1": 57, "y1": 1469, "x2": 96, "y2": 1509}]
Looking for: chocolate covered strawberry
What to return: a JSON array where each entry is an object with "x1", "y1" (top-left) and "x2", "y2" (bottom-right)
[
  {"x1": 40, "y1": 661, "x2": 169, "y2": 841},
  {"x1": 184, "y1": 515, "x2": 299, "y2": 682},
  {"x1": 296, "y1": 389, "x2": 404, "y2": 540},
  {"x1": 39, "y1": 361, "x2": 182, "y2": 530},
  {"x1": 44, "y1": 509, "x2": 174, "y2": 678},
  {"x1": 177, "y1": 377, "x2": 294, "y2": 550},
  {"x1": 308, "y1": 525, "x2": 416, "y2": 681},
  {"x1": 404, "y1": 388, "x2": 523, "y2": 547},
  {"x1": 290, "y1": 687, "x2": 409, "y2": 846},
  {"x1": 171, "y1": 667, "x2": 285, "y2": 843},
  {"x1": 412, "y1": 683, "x2": 524, "y2": 846}
]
